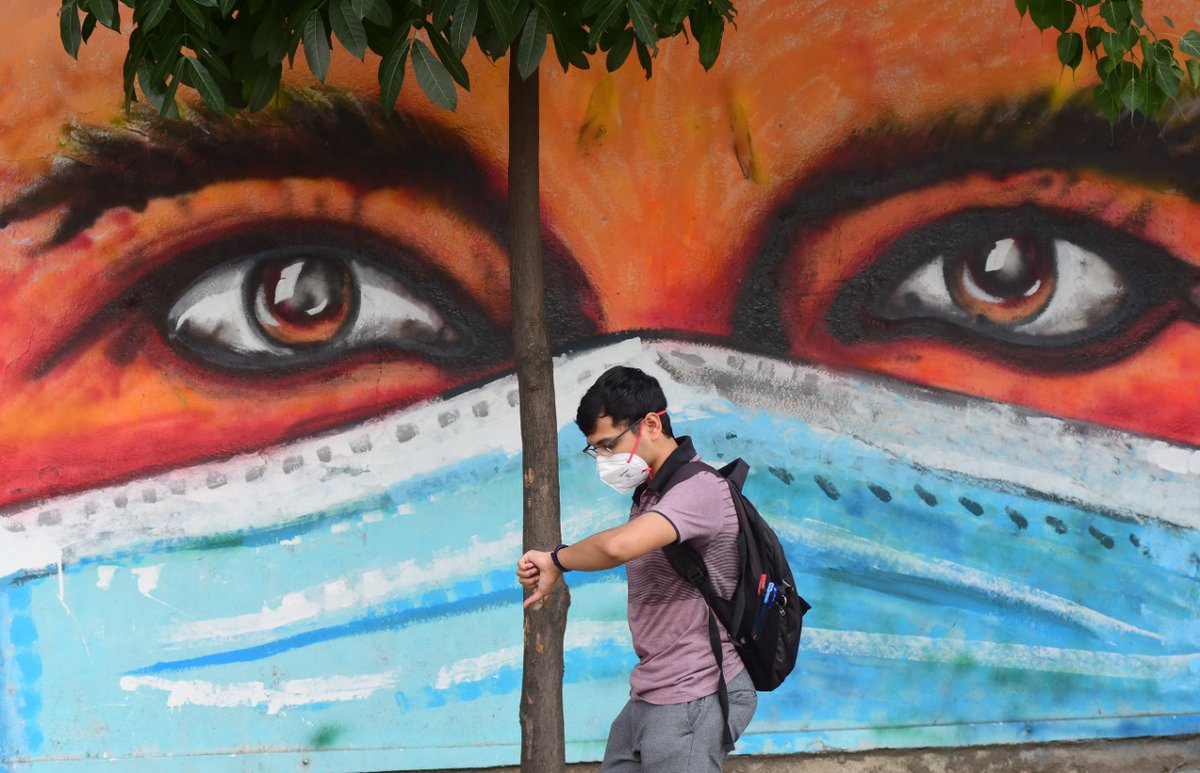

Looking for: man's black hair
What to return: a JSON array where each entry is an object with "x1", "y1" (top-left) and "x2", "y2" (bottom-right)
[{"x1": 575, "y1": 366, "x2": 674, "y2": 438}]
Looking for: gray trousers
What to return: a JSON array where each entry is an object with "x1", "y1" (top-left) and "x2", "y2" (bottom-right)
[{"x1": 601, "y1": 669, "x2": 757, "y2": 773}]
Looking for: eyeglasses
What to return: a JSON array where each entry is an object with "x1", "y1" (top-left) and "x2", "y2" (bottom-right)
[{"x1": 582, "y1": 416, "x2": 648, "y2": 458}]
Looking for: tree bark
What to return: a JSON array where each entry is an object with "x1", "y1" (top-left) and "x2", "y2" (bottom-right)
[{"x1": 510, "y1": 55, "x2": 569, "y2": 773}]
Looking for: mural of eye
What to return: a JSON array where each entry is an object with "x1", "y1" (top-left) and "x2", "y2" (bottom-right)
[
  {"x1": 879, "y1": 234, "x2": 1125, "y2": 338},
  {"x1": 827, "y1": 206, "x2": 1197, "y2": 367},
  {"x1": 167, "y1": 240, "x2": 469, "y2": 372}
]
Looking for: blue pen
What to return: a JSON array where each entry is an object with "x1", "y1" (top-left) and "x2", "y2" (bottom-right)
[{"x1": 752, "y1": 582, "x2": 777, "y2": 639}]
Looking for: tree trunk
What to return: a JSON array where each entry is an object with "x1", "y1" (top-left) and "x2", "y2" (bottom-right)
[{"x1": 510, "y1": 55, "x2": 569, "y2": 773}]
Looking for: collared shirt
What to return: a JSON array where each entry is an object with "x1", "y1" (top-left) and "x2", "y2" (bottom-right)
[{"x1": 625, "y1": 436, "x2": 745, "y2": 704}]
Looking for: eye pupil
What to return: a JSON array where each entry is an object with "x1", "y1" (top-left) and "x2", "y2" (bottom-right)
[
  {"x1": 948, "y1": 235, "x2": 1057, "y2": 325},
  {"x1": 254, "y1": 255, "x2": 354, "y2": 345},
  {"x1": 964, "y1": 237, "x2": 1050, "y2": 300}
]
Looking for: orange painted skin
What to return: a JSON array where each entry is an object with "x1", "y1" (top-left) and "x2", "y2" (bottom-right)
[{"x1": 2, "y1": 1, "x2": 1200, "y2": 507}]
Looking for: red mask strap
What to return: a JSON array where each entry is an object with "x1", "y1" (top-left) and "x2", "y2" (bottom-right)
[{"x1": 628, "y1": 409, "x2": 668, "y2": 470}]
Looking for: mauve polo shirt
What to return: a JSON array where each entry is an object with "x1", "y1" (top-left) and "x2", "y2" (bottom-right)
[{"x1": 624, "y1": 436, "x2": 746, "y2": 704}]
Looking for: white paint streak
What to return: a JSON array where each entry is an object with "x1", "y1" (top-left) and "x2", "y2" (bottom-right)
[
  {"x1": 803, "y1": 628, "x2": 1200, "y2": 681},
  {"x1": 119, "y1": 671, "x2": 401, "y2": 714},
  {"x1": 785, "y1": 519, "x2": 1161, "y2": 641},
  {"x1": 131, "y1": 565, "x2": 164, "y2": 597},
  {"x1": 330, "y1": 522, "x2": 351, "y2": 534},
  {"x1": 96, "y1": 566, "x2": 118, "y2": 589},
  {"x1": 434, "y1": 621, "x2": 630, "y2": 689}
]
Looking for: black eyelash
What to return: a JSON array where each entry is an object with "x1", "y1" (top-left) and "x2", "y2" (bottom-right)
[{"x1": 824, "y1": 205, "x2": 1199, "y2": 371}]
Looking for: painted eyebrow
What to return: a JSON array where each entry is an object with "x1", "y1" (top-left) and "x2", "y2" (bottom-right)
[
  {"x1": 732, "y1": 91, "x2": 1200, "y2": 353},
  {"x1": 0, "y1": 90, "x2": 505, "y2": 247}
]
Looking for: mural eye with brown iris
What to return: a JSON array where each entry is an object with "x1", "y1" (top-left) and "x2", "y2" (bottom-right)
[
  {"x1": 946, "y1": 236, "x2": 1056, "y2": 326},
  {"x1": 252, "y1": 256, "x2": 354, "y2": 346}
]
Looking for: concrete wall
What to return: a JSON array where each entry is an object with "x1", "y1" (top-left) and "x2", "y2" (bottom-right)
[{"x1": 2, "y1": 0, "x2": 1199, "y2": 770}]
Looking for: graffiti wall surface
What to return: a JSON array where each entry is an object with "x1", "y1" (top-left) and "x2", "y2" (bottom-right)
[{"x1": 3, "y1": 0, "x2": 1200, "y2": 770}]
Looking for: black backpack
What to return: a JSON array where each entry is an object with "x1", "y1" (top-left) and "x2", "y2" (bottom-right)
[{"x1": 658, "y1": 458, "x2": 811, "y2": 749}]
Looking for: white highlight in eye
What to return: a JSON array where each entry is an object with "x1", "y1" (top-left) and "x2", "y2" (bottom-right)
[
  {"x1": 984, "y1": 238, "x2": 1016, "y2": 273},
  {"x1": 274, "y1": 261, "x2": 303, "y2": 305},
  {"x1": 886, "y1": 239, "x2": 1124, "y2": 337}
]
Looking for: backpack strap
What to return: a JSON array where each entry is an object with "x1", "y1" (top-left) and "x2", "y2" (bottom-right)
[{"x1": 658, "y1": 459, "x2": 738, "y2": 751}]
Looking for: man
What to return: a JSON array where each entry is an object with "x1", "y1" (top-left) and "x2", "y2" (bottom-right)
[{"x1": 517, "y1": 366, "x2": 756, "y2": 772}]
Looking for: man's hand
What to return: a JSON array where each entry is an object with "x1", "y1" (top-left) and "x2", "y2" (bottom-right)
[{"x1": 516, "y1": 550, "x2": 561, "y2": 609}]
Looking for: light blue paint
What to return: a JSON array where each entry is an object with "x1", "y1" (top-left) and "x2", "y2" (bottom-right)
[{"x1": 1, "y1": 389, "x2": 1198, "y2": 770}]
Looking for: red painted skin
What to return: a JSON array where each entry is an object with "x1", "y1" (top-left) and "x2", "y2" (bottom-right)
[{"x1": 2, "y1": 1, "x2": 1200, "y2": 508}]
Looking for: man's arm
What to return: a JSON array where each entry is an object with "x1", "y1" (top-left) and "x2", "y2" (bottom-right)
[{"x1": 516, "y1": 513, "x2": 677, "y2": 608}]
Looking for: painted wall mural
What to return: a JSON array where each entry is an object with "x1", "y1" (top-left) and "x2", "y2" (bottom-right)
[{"x1": 2, "y1": 0, "x2": 1200, "y2": 770}]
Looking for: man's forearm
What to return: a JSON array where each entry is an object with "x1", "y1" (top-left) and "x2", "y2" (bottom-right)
[{"x1": 555, "y1": 529, "x2": 626, "y2": 572}]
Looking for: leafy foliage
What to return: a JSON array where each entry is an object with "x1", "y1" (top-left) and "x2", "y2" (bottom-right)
[
  {"x1": 1016, "y1": 0, "x2": 1200, "y2": 124},
  {"x1": 59, "y1": 0, "x2": 737, "y2": 115}
]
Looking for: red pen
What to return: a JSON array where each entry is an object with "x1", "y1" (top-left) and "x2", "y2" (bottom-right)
[{"x1": 757, "y1": 574, "x2": 767, "y2": 596}]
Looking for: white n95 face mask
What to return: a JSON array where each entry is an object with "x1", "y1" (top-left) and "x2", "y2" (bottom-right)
[{"x1": 596, "y1": 451, "x2": 652, "y2": 493}]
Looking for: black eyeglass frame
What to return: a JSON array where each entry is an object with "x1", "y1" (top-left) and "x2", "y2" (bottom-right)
[{"x1": 581, "y1": 415, "x2": 650, "y2": 459}]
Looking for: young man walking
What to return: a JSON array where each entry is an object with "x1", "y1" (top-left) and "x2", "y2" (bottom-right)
[{"x1": 516, "y1": 366, "x2": 756, "y2": 772}]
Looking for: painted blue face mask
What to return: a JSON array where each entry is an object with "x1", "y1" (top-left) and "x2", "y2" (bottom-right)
[{"x1": 2, "y1": 338, "x2": 1198, "y2": 771}]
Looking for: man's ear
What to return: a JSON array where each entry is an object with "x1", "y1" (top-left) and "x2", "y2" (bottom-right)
[{"x1": 643, "y1": 411, "x2": 663, "y2": 439}]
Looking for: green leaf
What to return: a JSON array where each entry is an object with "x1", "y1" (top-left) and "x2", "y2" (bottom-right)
[
  {"x1": 482, "y1": 0, "x2": 518, "y2": 50},
  {"x1": 92, "y1": 0, "x2": 119, "y2": 30},
  {"x1": 431, "y1": 0, "x2": 455, "y2": 29},
  {"x1": 634, "y1": 36, "x2": 651, "y2": 78},
  {"x1": 579, "y1": 0, "x2": 611, "y2": 17},
  {"x1": 378, "y1": 35, "x2": 411, "y2": 115},
  {"x1": 1085, "y1": 25, "x2": 1102, "y2": 53},
  {"x1": 545, "y1": 10, "x2": 589, "y2": 71},
  {"x1": 137, "y1": 58, "x2": 181, "y2": 118},
  {"x1": 411, "y1": 38, "x2": 457, "y2": 110},
  {"x1": 1014, "y1": 0, "x2": 1028, "y2": 16},
  {"x1": 60, "y1": 1, "x2": 82, "y2": 58},
  {"x1": 1099, "y1": 0, "x2": 1132, "y2": 30},
  {"x1": 697, "y1": 6, "x2": 723, "y2": 69},
  {"x1": 1057, "y1": 31, "x2": 1083, "y2": 69},
  {"x1": 192, "y1": 0, "x2": 219, "y2": 7},
  {"x1": 1154, "y1": 58, "x2": 1181, "y2": 98},
  {"x1": 427, "y1": 27, "x2": 471, "y2": 88},
  {"x1": 177, "y1": 0, "x2": 215, "y2": 37},
  {"x1": 302, "y1": 12, "x2": 330, "y2": 82},
  {"x1": 587, "y1": 0, "x2": 624, "y2": 48},
  {"x1": 1181, "y1": 30, "x2": 1200, "y2": 59},
  {"x1": 134, "y1": 0, "x2": 170, "y2": 31},
  {"x1": 81, "y1": 12, "x2": 97, "y2": 43},
  {"x1": 1094, "y1": 81, "x2": 1120, "y2": 124},
  {"x1": 627, "y1": 0, "x2": 656, "y2": 51},
  {"x1": 187, "y1": 56, "x2": 227, "y2": 112},
  {"x1": 516, "y1": 7, "x2": 547, "y2": 80},
  {"x1": 122, "y1": 28, "x2": 146, "y2": 104},
  {"x1": 1163, "y1": 15, "x2": 1174, "y2": 28},
  {"x1": 251, "y1": 11, "x2": 288, "y2": 62},
  {"x1": 605, "y1": 26, "x2": 634, "y2": 71},
  {"x1": 330, "y1": 0, "x2": 368, "y2": 58},
  {"x1": 1119, "y1": 71, "x2": 1150, "y2": 113},
  {"x1": 451, "y1": 0, "x2": 478, "y2": 55},
  {"x1": 1128, "y1": 0, "x2": 1144, "y2": 27},
  {"x1": 1188, "y1": 58, "x2": 1200, "y2": 90},
  {"x1": 220, "y1": 0, "x2": 237, "y2": 15},
  {"x1": 364, "y1": 0, "x2": 392, "y2": 26},
  {"x1": 1028, "y1": 0, "x2": 1074, "y2": 33},
  {"x1": 246, "y1": 63, "x2": 282, "y2": 110}
]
